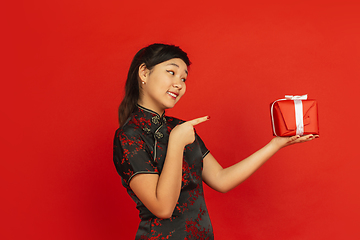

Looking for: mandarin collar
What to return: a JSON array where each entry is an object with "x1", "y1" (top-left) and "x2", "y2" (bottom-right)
[{"x1": 134, "y1": 104, "x2": 167, "y2": 136}]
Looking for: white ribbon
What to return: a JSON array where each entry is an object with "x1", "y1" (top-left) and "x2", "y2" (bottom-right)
[
  {"x1": 285, "y1": 95, "x2": 307, "y2": 135},
  {"x1": 285, "y1": 95, "x2": 308, "y2": 101}
]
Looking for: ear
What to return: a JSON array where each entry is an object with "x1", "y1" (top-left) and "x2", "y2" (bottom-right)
[{"x1": 138, "y1": 63, "x2": 149, "y2": 83}]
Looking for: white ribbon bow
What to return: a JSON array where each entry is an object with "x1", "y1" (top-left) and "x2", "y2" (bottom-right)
[
  {"x1": 285, "y1": 95, "x2": 308, "y2": 100},
  {"x1": 285, "y1": 95, "x2": 307, "y2": 135}
]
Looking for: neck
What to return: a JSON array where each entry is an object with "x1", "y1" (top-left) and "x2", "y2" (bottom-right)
[{"x1": 137, "y1": 101, "x2": 165, "y2": 116}]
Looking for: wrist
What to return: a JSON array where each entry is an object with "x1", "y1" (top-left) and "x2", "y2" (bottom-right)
[
  {"x1": 268, "y1": 137, "x2": 284, "y2": 151},
  {"x1": 168, "y1": 135, "x2": 186, "y2": 150}
]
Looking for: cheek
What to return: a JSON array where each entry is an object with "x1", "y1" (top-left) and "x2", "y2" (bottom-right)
[
  {"x1": 178, "y1": 89, "x2": 186, "y2": 99},
  {"x1": 181, "y1": 84, "x2": 186, "y2": 95}
]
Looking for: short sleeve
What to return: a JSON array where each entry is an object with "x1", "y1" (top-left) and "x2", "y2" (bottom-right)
[
  {"x1": 113, "y1": 129, "x2": 158, "y2": 186},
  {"x1": 195, "y1": 133, "x2": 210, "y2": 158}
]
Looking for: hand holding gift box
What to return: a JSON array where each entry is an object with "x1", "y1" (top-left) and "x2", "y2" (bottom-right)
[{"x1": 270, "y1": 95, "x2": 319, "y2": 137}]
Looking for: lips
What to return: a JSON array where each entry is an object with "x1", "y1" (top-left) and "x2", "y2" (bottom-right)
[{"x1": 167, "y1": 91, "x2": 179, "y2": 99}]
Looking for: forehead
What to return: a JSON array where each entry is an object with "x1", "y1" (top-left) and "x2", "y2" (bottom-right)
[{"x1": 160, "y1": 58, "x2": 188, "y2": 73}]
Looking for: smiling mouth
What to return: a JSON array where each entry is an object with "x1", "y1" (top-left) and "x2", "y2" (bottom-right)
[{"x1": 167, "y1": 91, "x2": 178, "y2": 98}]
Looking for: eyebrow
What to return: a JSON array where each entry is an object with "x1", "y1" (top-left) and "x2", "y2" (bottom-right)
[{"x1": 166, "y1": 63, "x2": 188, "y2": 75}]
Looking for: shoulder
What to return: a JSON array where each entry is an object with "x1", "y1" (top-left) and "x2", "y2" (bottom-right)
[{"x1": 114, "y1": 119, "x2": 144, "y2": 145}]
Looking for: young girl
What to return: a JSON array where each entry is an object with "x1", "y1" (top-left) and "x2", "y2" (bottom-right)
[{"x1": 113, "y1": 43, "x2": 318, "y2": 239}]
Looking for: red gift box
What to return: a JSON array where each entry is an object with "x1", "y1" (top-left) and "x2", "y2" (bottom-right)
[{"x1": 270, "y1": 95, "x2": 319, "y2": 137}]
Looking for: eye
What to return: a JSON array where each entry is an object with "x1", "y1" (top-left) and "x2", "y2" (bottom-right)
[
  {"x1": 166, "y1": 70, "x2": 174, "y2": 75},
  {"x1": 181, "y1": 78, "x2": 187, "y2": 82}
]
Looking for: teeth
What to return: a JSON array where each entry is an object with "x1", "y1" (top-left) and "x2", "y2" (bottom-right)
[{"x1": 167, "y1": 92, "x2": 177, "y2": 97}]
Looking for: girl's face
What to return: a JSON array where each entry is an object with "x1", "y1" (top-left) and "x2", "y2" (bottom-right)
[{"x1": 138, "y1": 58, "x2": 188, "y2": 115}]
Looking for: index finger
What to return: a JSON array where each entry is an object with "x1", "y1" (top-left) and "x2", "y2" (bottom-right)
[{"x1": 187, "y1": 116, "x2": 210, "y2": 126}]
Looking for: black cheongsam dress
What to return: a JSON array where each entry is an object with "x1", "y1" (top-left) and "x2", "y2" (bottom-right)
[{"x1": 113, "y1": 105, "x2": 214, "y2": 240}]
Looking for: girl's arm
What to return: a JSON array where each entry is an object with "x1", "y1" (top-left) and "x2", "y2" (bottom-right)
[
  {"x1": 129, "y1": 116, "x2": 209, "y2": 219},
  {"x1": 202, "y1": 135, "x2": 319, "y2": 193}
]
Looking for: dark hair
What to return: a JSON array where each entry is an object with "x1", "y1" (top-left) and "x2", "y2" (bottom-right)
[{"x1": 118, "y1": 43, "x2": 191, "y2": 126}]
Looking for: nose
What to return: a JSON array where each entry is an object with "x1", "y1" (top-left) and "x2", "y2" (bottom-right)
[
  {"x1": 173, "y1": 78, "x2": 183, "y2": 89},
  {"x1": 173, "y1": 83, "x2": 181, "y2": 89}
]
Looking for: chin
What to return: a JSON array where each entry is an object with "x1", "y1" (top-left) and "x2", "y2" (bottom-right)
[
  {"x1": 163, "y1": 103, "x2": 177, "y2": 110},
  {"x1": 164, "y1": 105, "x2": 175, "y2": 110},
  {"x1": 162, "y1": 98, "x2": 181, "y2": 110}
]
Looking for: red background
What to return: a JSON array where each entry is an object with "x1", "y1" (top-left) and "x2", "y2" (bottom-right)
[{"x1": 2, "y1": 1, "x2": 360, "y2": 239}]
